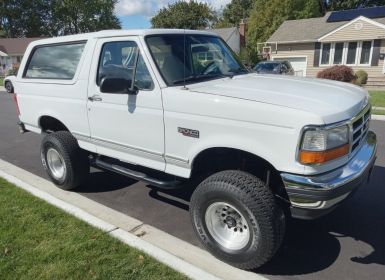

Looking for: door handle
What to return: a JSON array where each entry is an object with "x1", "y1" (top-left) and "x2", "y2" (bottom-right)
[{"x1": 88, "y1": 95, "x2": 102, "y2": 102}]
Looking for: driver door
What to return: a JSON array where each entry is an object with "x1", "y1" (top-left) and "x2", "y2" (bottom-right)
[{"x1": 87, "y1": 37, "x2": 165, "y2": 171}]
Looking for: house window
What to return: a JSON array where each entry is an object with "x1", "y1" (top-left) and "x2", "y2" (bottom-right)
[
  {"x1": 360, "y1": 41, "x2": 372, "y2": 65},
  {"x1": 319, "y1": 41, "x2": 373, "y2": 67},
  {"x1": 346, "y1": 42, "x2": 358, "y2": 65},
  {"x1": 320, "y1": 43, "x2": 331, "y2": 65},
  {"x1": 333, "y1": 42, "x2": 344, "y2": 64}
]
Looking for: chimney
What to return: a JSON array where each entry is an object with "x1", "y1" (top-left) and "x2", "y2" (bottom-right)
[{"x1": 239, "y1": 19, "x2": 246, "y2": 48}]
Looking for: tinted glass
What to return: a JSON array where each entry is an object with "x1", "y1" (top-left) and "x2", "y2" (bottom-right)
[
  {"x1": 25, "y1": 42, "x2": 85, "y2": 79},
  {"x1": 98, "y1": 41, "x2": 153, "y2": 90},
  {"x1": 360, "y1": 41, "x2": 372, "y2": 64},
  {"x1": 254, "y1": 62, "x2": 280, "y2": 72},
  {"x1": 321, "y1": 43, "x2": 331, "y2": 65},
  {"x1": 347, "y1": 42, "x2": 358, "y2": 64},
  {"x1": 333, "y1": 42, "x2": 344, "y2": 64},
  {"x1": 146, "y1": 34, "x2": 247, "y2": 86}
]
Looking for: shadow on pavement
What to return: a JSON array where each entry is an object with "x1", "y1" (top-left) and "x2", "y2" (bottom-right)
[
  {"x1": 259, "y1": 165, "x2": 385, "y2": 276},
  {"x1": 77, "y1": 170, "x2": 138, "y2": 193}
]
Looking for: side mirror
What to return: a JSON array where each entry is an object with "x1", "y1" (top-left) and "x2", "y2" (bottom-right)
[{"x1": 100, "y1": 77, "x2": 138, "y2": 95}]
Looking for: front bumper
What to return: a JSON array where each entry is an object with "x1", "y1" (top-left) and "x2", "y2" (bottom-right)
[{"x1": 281, "y1": 131, "x2": 377, "y2": 220}]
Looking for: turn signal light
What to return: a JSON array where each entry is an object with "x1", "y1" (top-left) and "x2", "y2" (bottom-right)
[{"x1": 299, "y1": 144, "x2": 349, "y2": 164}]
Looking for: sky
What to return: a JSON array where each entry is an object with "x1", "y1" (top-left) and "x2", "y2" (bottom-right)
[{"x1": 115, "y1": 0, "x2": 232, "y2": 29}]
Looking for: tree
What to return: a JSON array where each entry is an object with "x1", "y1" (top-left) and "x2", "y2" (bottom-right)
[
  {"x1": 0, "y1": 0, "x2": 121, "y2": 38},
  {"x1": 328, "y1": 0, "x2": 385, "y2": 10},
  {"x1": 216, "y1": 0, "x2": 253, "y2": 27},
  {"x1": 247, "y1": 0, "x2": 323, "y2": 52},
  {"x1": 50, "y1": 0, "x2": 121, "y2": 36},
  {"x1": 151, "y1": 1, "x2": 216, "y2": 29}
]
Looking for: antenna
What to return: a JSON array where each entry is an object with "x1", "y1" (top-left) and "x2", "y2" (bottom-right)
[{"x1": 181, "y1": 1, "x2": 188, "y2": 90}]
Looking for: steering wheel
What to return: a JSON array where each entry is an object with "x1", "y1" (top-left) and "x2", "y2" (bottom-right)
[{"x1": 201, "y1": 61, "x2": 217, "y2": 75}]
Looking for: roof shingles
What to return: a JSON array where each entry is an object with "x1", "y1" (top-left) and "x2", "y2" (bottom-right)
[
  {"x1": 268, "y1": 13, "x2": 385, "y2": 43},
  {"x1": 0, "y1": 38, "x2": 40, "y2": 56}
]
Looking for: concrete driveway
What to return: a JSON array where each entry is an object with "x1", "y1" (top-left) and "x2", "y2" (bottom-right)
[{"x1": 0, "y1": 91, "x2": 384, "y2": 280}]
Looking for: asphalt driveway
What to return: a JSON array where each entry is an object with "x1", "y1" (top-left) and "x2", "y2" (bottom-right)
[{"x1": 0, "y1": 91, "x2": 384, "y2": 280}]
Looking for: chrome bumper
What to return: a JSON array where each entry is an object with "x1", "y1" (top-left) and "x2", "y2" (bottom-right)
[{"x1": 281, "y1": 131, "x2": 377, "y2": 219}]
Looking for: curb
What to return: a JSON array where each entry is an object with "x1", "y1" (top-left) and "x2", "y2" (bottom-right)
[
  {"x1": 0, "y1": 159, "x2": 268, "y2": 280},
  {"x1": 372, "y1": 115, "x2": 385, "y2": 121}
]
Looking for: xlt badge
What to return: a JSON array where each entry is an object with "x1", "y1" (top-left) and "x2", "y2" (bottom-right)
[{"x1": 178, "y1": 127, "x2": 199, "y2": 138}]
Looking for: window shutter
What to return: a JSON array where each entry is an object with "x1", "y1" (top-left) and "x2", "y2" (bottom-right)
[
  {"x1": 314, "y1": 42, "x2": 321, "y2": 67},
  {"x1": 371, "y1": 39, "x2": 381, "y2": 66}
]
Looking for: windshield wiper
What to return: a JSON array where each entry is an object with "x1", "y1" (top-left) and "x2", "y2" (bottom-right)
[{"x1": 172, "y1": 73, "x2": 232, "y2": 85}]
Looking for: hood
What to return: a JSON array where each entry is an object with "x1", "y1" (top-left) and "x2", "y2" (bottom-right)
[{"x1": 188, "y1": 74, "x2": 368, "y2": 124}]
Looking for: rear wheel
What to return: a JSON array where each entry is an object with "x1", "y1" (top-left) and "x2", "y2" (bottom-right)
[
  {"x1": 5, "y1": 81, "x2": 13, "y2": 93},
  {"x1": 190, "y1": 170, "x2": 285, "y2": 270},
  {"x1": 41, "y1": 131, "x2": 89, "y2": 190}
]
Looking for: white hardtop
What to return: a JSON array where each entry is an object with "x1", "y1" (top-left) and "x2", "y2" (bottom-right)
[{"x1": 27, "y1": 29, "x2": 218, "y2": 47}]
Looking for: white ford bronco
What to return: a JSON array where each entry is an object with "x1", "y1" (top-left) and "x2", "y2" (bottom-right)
[{"x1": 14, "y1": 29, "x2": 377, "y2": 269}]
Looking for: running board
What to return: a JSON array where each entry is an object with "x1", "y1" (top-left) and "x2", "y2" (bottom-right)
[{"x1": 94, "y1": 158, "x2": 182, "y2": 189}]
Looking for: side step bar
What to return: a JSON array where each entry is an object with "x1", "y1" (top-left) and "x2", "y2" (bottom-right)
[{"x1": 94, "y1": 158, "x2": 182, "y2": 189}]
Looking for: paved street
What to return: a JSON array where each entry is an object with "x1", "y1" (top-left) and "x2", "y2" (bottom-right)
[{"x1": 0, "y1": 91, "x2": 384, "y2": 280}]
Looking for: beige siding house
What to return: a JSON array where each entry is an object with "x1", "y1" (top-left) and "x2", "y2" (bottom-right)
[{"x1": 266, "y1": 7, "x2": 385, "y2": 86}]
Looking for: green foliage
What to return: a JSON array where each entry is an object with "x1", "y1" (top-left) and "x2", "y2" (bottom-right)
[
  {"x1": 0, "y1": 178, "x2": 187, "y2": 280},
  {"x1": 247, "y1": 0, "x2": 323, "y2": 54},
  {"x1": 355, "y1": 70, "x2": 368, "y2": 86},
  {"x1": 239, "y1": 46, "x2": 260, "y2": 67},
  {"x1": 328, "y1": 0, "x2": 385, "y2": 10},
  {"x1": 221, "y1": 0, "x2": 253, "y2": 27},
  {"x1": 0, "y1": 0, "x2": 121, "y2": 37},
  {"x1": 151, "y1": 1, "x2": 215, "y2": 29}
]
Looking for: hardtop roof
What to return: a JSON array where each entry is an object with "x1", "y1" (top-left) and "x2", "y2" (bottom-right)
[{"x1": 28, "y1": 29, "x2": 219, "y2": 46}]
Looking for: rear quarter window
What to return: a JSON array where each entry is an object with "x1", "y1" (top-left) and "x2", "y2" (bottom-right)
[{"x1": 24, "y1": 41, "x2": 86, "y2": 80}]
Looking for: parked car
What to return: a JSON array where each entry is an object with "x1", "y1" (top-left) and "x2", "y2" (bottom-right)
[
  {"x1": 254, "y1": 60, "x2": 294, "y2": 75},
  {"x1": 13, "y1": 30, "x2": 377, "y2": 270},
  {"x1": 4, "y1": 75, "x2": 16, "y2": 93}
]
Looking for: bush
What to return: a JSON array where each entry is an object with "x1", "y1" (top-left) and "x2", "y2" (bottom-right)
[
  {"x1": 317, "y1": 65, "x2": 356, "y2": 83},
  {"x1": 355, "y1": 70, "x2": 368, "y2": 86},
  {"x1": 6, "y1": 64, "x2": 19, "y2": 76}
]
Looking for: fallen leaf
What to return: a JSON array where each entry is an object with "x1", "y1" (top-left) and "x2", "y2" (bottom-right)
[
  {"x1": 136, "y1": 231, "x2": 146, "y2": 237},
  {"x1": 138, "y1": 255, "x2": 145, "y2": 264}
]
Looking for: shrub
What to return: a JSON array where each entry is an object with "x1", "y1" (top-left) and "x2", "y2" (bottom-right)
[
  {"x1": 317, "y1": 65, "x2": 356, "y2": 83},
  {"x1": 355, "y1": 70, "x2": 368, "y2": 86}
]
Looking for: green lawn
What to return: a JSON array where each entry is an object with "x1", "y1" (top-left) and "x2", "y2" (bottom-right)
[
  {"x1": 369, "y1": 91, "x2": 385, "y2": 108},
  {"x1": 0, "y1": 78, "x2": 3, "y2": 86},
  {"x1": 0, "y1": 178, "x2": 187, "y2": 280}
]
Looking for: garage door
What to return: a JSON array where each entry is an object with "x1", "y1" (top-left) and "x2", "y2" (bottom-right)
[{"x1": 273, "y1": 57, "x2": 307, "y2": 77}]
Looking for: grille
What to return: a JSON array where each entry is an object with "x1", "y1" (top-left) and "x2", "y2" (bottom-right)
[{"x1": 351, "y1": 106, "x2": 371, "y2": 152}]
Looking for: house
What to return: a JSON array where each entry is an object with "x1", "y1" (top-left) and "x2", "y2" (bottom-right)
[
  {"x1": 266, "y1": 6, "x2": 385, "y2": 85},
  {"x1": 210, "y1": 20, "x2": 247, "y2": 54},
  {"x1": 0, "y1": 37, "x2": 40, "y2": 76}
]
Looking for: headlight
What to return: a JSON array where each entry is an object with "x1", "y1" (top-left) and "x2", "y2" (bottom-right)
[{"x1": 299, "y1": 125, "x2": 350, "y2": 164}]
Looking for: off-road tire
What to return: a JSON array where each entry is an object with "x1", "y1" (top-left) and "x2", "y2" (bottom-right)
[
  {"x1": 5, "y1": 81, "x2": 13, "y2": 93},
  {"x1": 190, "y1": 170, "x2": 285, "y2": 270},
  {"x1": 41, "y1": 131, "x2": 89, "y2": 190}
]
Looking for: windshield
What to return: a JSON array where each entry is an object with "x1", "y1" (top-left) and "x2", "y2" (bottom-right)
[
  {"x1": 254, "y1": 62, "x2": 280, "y2": 72},
  {"x1": 146, "y1": 34, "x2": 247, "y2": 86}
]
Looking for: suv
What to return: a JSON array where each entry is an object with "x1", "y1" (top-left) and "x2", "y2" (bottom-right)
[
  {"x1": 254, "y1": 60, "x2": 294, "y2": 75},
  {"x1": 14, "y1": 30, "x2": 377, "y2": 270}
]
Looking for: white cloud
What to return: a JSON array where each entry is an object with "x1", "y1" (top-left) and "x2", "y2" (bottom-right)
[{"x1": 115, "y1": 0, "x2": 231, "y2": 17}]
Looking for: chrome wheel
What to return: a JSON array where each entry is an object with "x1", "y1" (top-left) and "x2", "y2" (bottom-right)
[
  {"x1": 46, "y1": 148, "x2": 66, "y2": 180},
  {"x1": 205, "y1": 202, "x2": 251, "y2": 251}
]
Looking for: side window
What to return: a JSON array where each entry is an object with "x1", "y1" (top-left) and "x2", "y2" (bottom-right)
[
  {"x1": 24, "y1": 42, "x2": 86, "y2": 79},
  {"x1": 97, "y1": 41, "x2": 154, "y2": 91}
]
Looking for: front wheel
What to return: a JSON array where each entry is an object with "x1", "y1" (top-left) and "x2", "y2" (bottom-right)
[
  {"x1": 41, "y1": 131, "x2": 89, "y2": 190},
  {"x1": 4, "y1": 81, "x2": 13, "y2": 93},
  {"x1": 190, "y1": 170, "x2": 285, "y2": 270}
]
